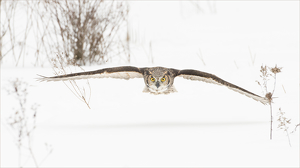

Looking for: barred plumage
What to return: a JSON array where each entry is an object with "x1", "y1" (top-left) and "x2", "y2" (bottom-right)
[{"x1": 37, "y1": 66, "x2": 269, "y2": 104}]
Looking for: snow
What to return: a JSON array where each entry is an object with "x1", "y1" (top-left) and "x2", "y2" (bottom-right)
[{"x1": 1, "y1": 1, "x2": 299, "y2": 167}]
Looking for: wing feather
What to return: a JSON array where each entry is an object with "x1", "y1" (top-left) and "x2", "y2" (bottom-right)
[
  {"x1": 37, "y1": 66, "x2": 144, "y2": 82},
  {"x1": 176, "y1": 69, "x2": 268, "y2": 105}
]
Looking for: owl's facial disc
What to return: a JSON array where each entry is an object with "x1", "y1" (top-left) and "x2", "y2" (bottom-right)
[{"x1": 148, "y1": 76, "x2": 169, "y2": 93}]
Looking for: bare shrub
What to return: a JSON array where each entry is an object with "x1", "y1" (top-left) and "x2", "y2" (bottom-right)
[
  {"x1": 1, "y1": 0, "x2": 129, "y2": 66},
  {"x1": 5, "y1": 78, "x2": 53, "y2": 167},
  {"x1": 38, "y1": 0, "x2": 129, "y2": 66}
]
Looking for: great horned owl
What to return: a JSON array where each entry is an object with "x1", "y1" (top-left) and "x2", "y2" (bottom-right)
[{"x1": 37, "y1": 66, "x2": 268, "y2": 104}]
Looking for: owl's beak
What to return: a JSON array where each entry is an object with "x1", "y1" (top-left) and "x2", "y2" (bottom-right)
[{"x1": 155, "y1": 82, "x2": 160, "y2": 88}]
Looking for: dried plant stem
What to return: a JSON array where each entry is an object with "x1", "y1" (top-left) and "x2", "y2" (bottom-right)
[
  {"x1": 234, "y1": 60, "x2": 239, "y2": 69},
  {"x1": 282, "y1": 85, "x2": 286, "y2": 93},
  {"x1": 286, "y1": 125, "x2": 291, "y2": 147},
  {"x1": 248, "y1": 46, "x2": 256, "y2": 66},
  {"x1": 64, "y1": 80, "x2": 91, "y2": 109},
  {"x1": 39, "y1": 149, "x2": 52, "y2": 166},
  {"x1": 269, "y1": 73, "x2": 278, "y2": 140},
  {"x1": 258, "y1": 65, "x2": 282, "y2": 140},
  {"x1": 272, "y1": 74, "x2": 277, "y2": 96},
  {"x1": 51, "y1": 53, "x2": 92, "y2": 108},
  {"x1": 197, "y1": 48, "x2": 206, "y2": 66},
  {"x1": 18, "y1": 146, "x2": 21, "y2": 167},
  {"x1": 293, "y1": 124, "x2": 300, "y2": 132},
  {"x1": 277, "y1": 108, "x2": 292, "y2": 147},
  {"x1": 142, "y1": 41, "x2": 154, "y2": 64},
  {"x1": 6, "y1": 79, "x2": 52, "y2": 167},
  {"x1": 28, "y1": 139, "x2": 39, "y2": 167},
  {"x1": 269, "y1": 103, "x2": 273, "y2": 140}
]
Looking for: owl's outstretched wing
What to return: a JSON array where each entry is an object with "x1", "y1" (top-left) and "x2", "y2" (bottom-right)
[
  {"x1": 37, "y1": 66, "x2": 145, "y2": 82},
  {"x1": 175, "y1": 69, "x2": 268, "y2": 105}
]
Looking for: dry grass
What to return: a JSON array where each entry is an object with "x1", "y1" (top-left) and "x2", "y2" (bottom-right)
[
  {"x1": 277, "y1": 108, "x2": 291, "y2": 147},
  {"x1": 5, "y1": 78, "x2": 53, "y2": 167},
  {"x1": 248, "y1": 46, "x2": 256, "y2": 66},
  {"x1": 50, "y1": 53, "x2": 92, "y2": 109},
  {"x1": 0, "y1": 0, "x2": 35, "y2": 66},
  {"x1": 1, "y1": 0, "x2": 129, "y2": 66},
  {"x1": 142, "y1": 41, "x2": 154, "y2": 64},
  {"x1": 189, "y1": 1, "x2": 217, "y2": 14},
  {"x1": 196, "y1": 48, "x2": 206, "y2": 66}
]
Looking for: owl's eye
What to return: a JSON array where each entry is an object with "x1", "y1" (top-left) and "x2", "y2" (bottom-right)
[
  {"x1": 150, "y1": 77, "x2": 155, "y2": 82},
  {"x1": 161, "y1": 77, "x2": 166, "y2": 82}
]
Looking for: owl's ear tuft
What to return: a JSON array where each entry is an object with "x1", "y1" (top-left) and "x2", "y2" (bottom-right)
[{"x1": 144, "y1": 70, "x2": 150, "y2": 76}]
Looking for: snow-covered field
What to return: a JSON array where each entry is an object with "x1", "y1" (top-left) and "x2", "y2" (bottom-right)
[{"x1": 1, "y1": 1, "x2": 299, "y2": 167}]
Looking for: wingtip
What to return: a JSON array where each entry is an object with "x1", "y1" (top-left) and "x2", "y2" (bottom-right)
[
  {"x1": 36, "y1": 74, "x2": 48, "y2": 82},
  {"x1": 37, "y1": 74, "x2": 45, "y2": 77},
  {"x1": 262, "y1": 100, "x2": 270, "y2": 105},
  {"x1": 257, "y1": 96, "x2": 270, "y2": 105}
]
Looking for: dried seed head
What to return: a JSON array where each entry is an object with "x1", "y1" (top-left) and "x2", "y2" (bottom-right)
[
  {"x1": 256, "y1": 80, "x2": 261, "y2": 86},
  {"x1": 265, "y1": 92, "x2": 273, "y2": 102},
  {"x1": 270, "y1": 65, "x2": 282, "y2": 74},
  {"x1": 260, "y1": 65, "x2": 270, "y2": 78}
]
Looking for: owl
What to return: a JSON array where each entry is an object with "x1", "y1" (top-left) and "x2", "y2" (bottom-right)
[{"x1": 37, "y1": 66, "x2": 269, "y2": 104}]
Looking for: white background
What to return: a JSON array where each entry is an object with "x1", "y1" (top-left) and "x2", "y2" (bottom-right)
[{"x1": 1, "y1": 1, "x2": 299, "y2": 167}]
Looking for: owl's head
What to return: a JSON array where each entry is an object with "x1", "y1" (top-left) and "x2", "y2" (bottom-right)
[{"x1": 143, "y1": 67, "x2": 176, "y2": 94}]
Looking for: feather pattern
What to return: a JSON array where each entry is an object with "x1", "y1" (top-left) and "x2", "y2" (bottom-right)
[
  {"x1": 177, "y1": 69, "x2": 268, "y2": 105},
  {"x1": 37, "y1": 66, "x2": 144, "y2": 82},
  {"x1": 37, "y1": 66, "x2": 268, "y2": 105}
]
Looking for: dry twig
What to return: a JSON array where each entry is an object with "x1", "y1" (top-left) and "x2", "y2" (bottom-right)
[
  {"x1": 51, "y1": 53, "x2": 92, "y2": 109},
  {"x1": 257, "y1": 65, "x2": 282, "y2": 140}
]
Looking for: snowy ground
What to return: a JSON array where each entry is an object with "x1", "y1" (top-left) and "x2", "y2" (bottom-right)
[{"x1": 1, "y1": 1, "x2": 299, "y2": 167}]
